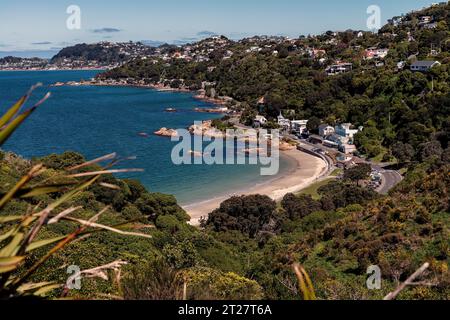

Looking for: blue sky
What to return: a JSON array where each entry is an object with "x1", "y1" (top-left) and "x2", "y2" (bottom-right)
[{"x1": 0, "y1": 0, "x2": 436, "y2": 57}]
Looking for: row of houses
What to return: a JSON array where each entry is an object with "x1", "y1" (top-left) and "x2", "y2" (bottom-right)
[
  {"x1": 278, "y1": 113, "x2": 309, "y2": 134},
  {"x1": 253, "y1": 113, "x2": 309, "y2": 135},
  {"x1": 318, "y1": 123, "x2": 363, "y2": 155}
]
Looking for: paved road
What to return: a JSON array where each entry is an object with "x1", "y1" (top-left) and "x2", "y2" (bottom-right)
[
  {"x1": 376, "y1": 169, "x2": 404, "y2": 195},
  {"x1": 298, "y1": 139, "x2": 404, "y2": 194}
]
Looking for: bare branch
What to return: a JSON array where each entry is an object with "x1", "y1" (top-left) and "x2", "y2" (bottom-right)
[
  {"x1": 66, "y1": 153, "x2": 117, "y2": 171},
  {"x1": 384, "y1": 263, "x2": 430, "y2": 300},
  {"x1": 48, "y1": 207, "x2": 82, "y2": 224},
  {"x1": 64, "y1": 260, "x2": 128, "y2": 292},
  {"x1": 66, "y1": 168, "x2": 144, "y2": 178},
  {"x1": 63, "y1": 216, "x2": 152, "y2": 239}
]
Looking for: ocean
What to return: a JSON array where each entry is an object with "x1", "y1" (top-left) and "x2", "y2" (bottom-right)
[{"x1": 0, "y1": 70, "x2": 293, "y2": 205}]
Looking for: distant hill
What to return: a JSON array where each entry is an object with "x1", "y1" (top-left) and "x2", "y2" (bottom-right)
[
  {"x1": 0, "y1": 56, "x2": 49, "y2": 69},
  {"x1": 50, "y1": 41, "x2": 156, "y2": 66}
]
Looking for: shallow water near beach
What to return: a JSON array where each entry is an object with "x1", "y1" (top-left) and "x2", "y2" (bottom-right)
[{"x1": 0, "y1": 70, "x2": 293, "y2": 205}]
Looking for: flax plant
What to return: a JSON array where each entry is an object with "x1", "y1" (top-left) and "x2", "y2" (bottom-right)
[{"x1": 0, "y1": 84, "x2": 150, "y2": 299}]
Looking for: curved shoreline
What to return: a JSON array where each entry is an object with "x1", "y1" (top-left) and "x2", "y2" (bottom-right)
[
  {"x1": 183, "y1": 149, "x2": 327, "y2": 225},
  {"x1": 42, "y1": 75, "x2": 328, "y2": 224}
]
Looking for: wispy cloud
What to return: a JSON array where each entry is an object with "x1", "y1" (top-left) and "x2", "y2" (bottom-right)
[
  {"x1": 197, "y1": 30, "x2": 218, "y2": 37},
  {"x1": 141, "y1": 40, "x2": 166, "y2": 47},
  {"x1": 170, "y1": 32, "x2": 219, "y2": 46},
  {"x1": 31, "y1": 41, "x2": 52, "y2": 45},
  {"x1": 91, "y1": 28, "x2": 122, "y2": 33},
  {"x1": 172, "y1": 38, "x2": 200, "y2": 45}
]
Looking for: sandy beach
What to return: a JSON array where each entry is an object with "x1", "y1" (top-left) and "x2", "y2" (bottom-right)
[{"x1": 183, "y1": 149, "x2": 328, "y2": 225}]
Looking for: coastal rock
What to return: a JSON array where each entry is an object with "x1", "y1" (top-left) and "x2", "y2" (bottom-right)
[
  {"x1": 189, "y1": 121, "x2": 226, "y2": 139},
  {"x1": 154, "y1": 127, "x2": 178, "y2": 138}
]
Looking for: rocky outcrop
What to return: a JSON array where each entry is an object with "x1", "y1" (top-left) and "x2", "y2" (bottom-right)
[
  {"x1": 189, "y1": 121, "x2": 226, "y2": 139},
  {"x1": 154, "y1": 128, "x2": 178, "y2": 138}
]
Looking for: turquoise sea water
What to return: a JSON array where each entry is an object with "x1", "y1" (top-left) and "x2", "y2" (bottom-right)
[{"x1": 0, "y1": 70, "x2": 292, "y2": 205}]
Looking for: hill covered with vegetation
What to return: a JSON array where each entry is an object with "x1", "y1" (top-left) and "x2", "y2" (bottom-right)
[
  {"x1": 0, "y1": 149, "x2": 448, "y2": 300},
  {"x1": 50, "y1": 42, "x2": 155, "y2": 66}
]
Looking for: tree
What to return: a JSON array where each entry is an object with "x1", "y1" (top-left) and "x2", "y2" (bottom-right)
[
  {"x1": 344, "y1": 164, "x2": 372, "y2": 185},
  {"x1": 354, "y1": 125, "x2": 383, "y2": 158},
  {"x1": 307, "y1": 117, "x2": 321, "y2": 133},
  {"x1": 417, "y1": 141, "x2": 443, "y2": 162},
  {"x1": 205, "y1": 195, "x2": 278, "y2": 238},
  {"x1": 281, "y1": 193, "x2": 322, "y2": 220},
  {"x1": 442, "y1": 147, "x2": 450, "y2": 163},
  {"x1": 278, "y1": 48, "x2": 289, "y2": 59},
  {"x1": 392, "y1": 142, "x2": 415, "y2": 164},
  {"x1": 318, "y1": 180, "x2": 378, "y2": 208},
  {"x1": 162, "y1": 240, "x2": 201, "y2": 270}
]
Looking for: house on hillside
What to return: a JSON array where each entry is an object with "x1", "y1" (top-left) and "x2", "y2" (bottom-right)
[
  {"x1": 309, "y1": 48, "x2": 326, "y2": 59},
  {"x1": 419, "y1": 16, "x2": 433, "y2": 25},
  {"x1": 277, "y1": 112, "x2": 291, "y2": 130},
  {"x1": 388, "y1": 16, "x2": 404, "y2": 27},
  {"x1": 364, "y1": 48, "x2": 390, "y2": 60},
  {"x1": 319, "y1": 124, "x2": 335, "y2": 137},
  {"x1": 410, "y1": 60, "x2": 441, "y2": 72},
  {"x1": 335, "y1": 123, "x2": 362, "y2": 144},
  {"x1": 291, "y1": 120, "x2": 309, "y2": 135},
  {"x1": 325, "y1": 63, "x2": 353, "y2": 76},
  {"x1": 253, "y1": 115, "x2": 268, "y2": 128},
  {"x1": 321, "y1": 123, "x2": 362, "y2": 154}
]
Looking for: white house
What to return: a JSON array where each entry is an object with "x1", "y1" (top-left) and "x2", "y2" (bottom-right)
[
  {"x1": 326, "y1": 63, "x2": 353, "y2": 75},
  {"x1": 419, "y1": 16, "x2": 433, "y2": 24},
  {"x1": 364, "y1": 48, "x2": 390, "y2": 60},
  {"x1": 322, "y1": 124, "x2": 361, "y2": 154},
  {"x1": 319, "y1": 124, "x2": 335, "y2": 137},
  {"x1": 410, "y1": 60, "x2": 441, "y2": 72},
  {"x1": 341, "y1": 144, "x2": 358, "y2": 155},
  {"x1": 254, "y1": 115, "x2": 268, "y2": 128},
  {"x1": 291, "y1": 120, "x2": 309, "y2": 134},
  {"x1": 277, "y1": 112, "x2": 291, "y2": 129},
  {"x1": 389, "y1": 16, "x2": 404, "y2": 27},
  {"x1": 335, "y1": 123, "x2": 361, "y2": 144}
]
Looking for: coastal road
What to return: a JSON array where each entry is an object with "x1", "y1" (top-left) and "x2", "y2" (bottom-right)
[
  {"x1": 297, "y1": 139, "x2": 404, "y2": 194},
  {"x1": 375, "y1": 167, "x2": 404, "y2": 195},
  {"x1": 295, "y1": 141, "x2": 335, "y2": 178}
]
